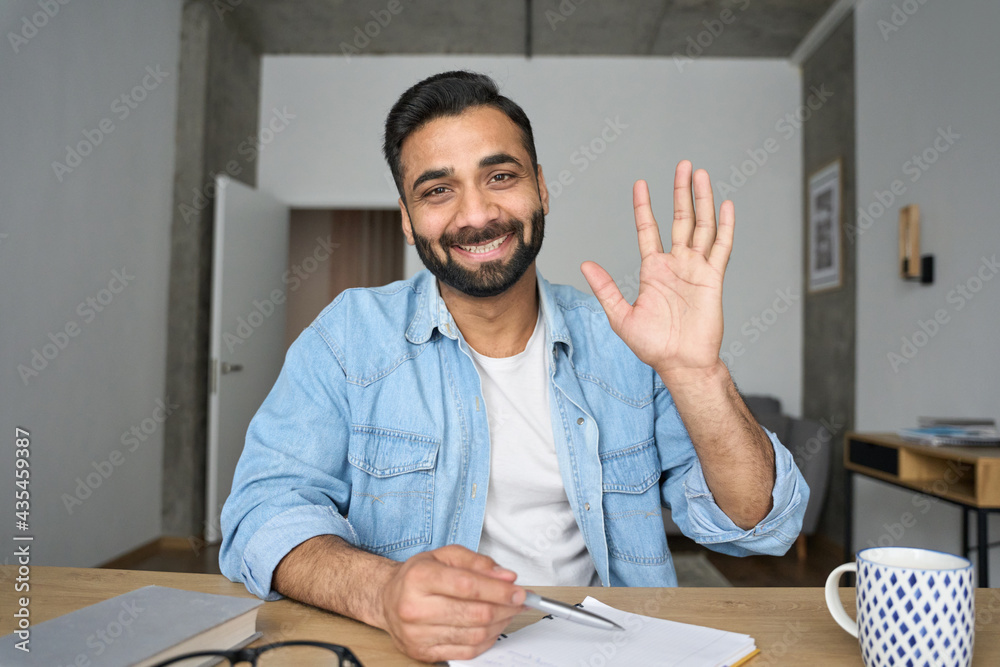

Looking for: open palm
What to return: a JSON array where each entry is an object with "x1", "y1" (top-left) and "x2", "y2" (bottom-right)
[{"x1": 581, "y1": 161, "x2": 733, "y2": 377}]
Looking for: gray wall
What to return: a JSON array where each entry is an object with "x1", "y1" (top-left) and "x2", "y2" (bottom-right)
[
  {"x1": 258, "y1": 55, "x2": 806, "y2": 409},
  {"x1": 801, "y1": 14, "x2": 856, "y2": 549},
  {"x1": 0, "y1": 0, "x2": 182, "y2": 566},
  {"x1": 854, "y1": 0, "x2": 1000, "y2": 584},
  {"x1": 163, "y1": 0, "x2": 262, "y2": 538}
]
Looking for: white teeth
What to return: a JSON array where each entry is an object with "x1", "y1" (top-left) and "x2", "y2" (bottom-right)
[{"x1": 458, "y1": 234, "x2": 508, "y2": 254}]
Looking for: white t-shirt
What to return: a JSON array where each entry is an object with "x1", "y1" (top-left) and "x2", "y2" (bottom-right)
[{"x1": 469, "y1": 312, "x2": 601, "y2": 586}]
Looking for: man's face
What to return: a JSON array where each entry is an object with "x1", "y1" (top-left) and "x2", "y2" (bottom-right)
[{"x1": 397, "y1": 106, "x2": 549, "y2": 298}]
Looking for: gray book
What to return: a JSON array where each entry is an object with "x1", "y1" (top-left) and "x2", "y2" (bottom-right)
[{"x1": 0, "y1": 585, "x2": 263, "y2": 666}]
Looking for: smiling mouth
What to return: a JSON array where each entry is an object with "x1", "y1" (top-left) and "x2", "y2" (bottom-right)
[{"x1": 455, "y1": 234, "x2": 511, "y2": 254}]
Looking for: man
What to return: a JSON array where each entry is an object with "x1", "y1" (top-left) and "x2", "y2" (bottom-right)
[{"x1": 220, "y1": 70, "x2": 808, "y2": 663}]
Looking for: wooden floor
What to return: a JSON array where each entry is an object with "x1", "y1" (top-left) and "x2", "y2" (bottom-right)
[
  {"x1": 669, "y1": 533, "x2": 845, "y2": 587},
  {"x1": 108, "y1": 534, "x2": 845, "y2": 588}
]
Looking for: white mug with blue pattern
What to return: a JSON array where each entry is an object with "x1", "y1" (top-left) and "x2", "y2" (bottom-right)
[{"x1": 826, "y1": 547, "x2": 975, "y2": 667}]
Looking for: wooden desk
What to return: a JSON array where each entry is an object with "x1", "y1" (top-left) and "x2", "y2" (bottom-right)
[
  {"x1": 2, "y1": 567, "x2": 1000, "y2": 665},
  {"x1": 844, "y1": 432, "x2": 1000, "y2": 587}
]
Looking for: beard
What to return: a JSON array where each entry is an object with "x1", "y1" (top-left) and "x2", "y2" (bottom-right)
[{"x1": 412, "y1": 207, "x2": 545, "y2": 298}]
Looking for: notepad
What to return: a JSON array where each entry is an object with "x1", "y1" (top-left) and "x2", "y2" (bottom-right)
[{"x1": 451, "y1": 596, "x2": 758, "y2": 667}]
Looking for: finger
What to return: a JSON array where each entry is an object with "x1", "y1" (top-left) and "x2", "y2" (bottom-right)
[
  {"x1": 486, "y1": 565, "x2": 519, "y2": 581},
  {"x1": 671, "y1": 159, "x2": 695, "y2": 249},
  {"x1": 417, "y1": 626, "x2": 508, "y2": 664},
  {"x1": 580, "y1": 261, "x2": 632, "y2": 331},
  {"x1": 432, "y1": 545, "x2": 518, "y2": 581},
  {"x1": 403, "y1": 593, "x2": 522, "y2": 628},
  {"x1": 397, "y1": 621, "x2": 508, "y2": 665},
  {"x1": 431, "y1": 617, "x2": 512, "y2": 647},
  {"x1": 691, "y1": 168, "x2": 718, "y2": 257},
  {"x1": 432, "y1": 544, "x2": 493, "y2": 567},
  {"x1": 401, "y1": 595, "x2": 521, "y2": 634},
  {"x1": 423, "y1": 561, "x2": 525, "y2": 608},
  {"x1": 709, "y1": 199, "x2": 735, "y2": 274},
  {"x1": 420, "y1": 643, "x2": 494, "y2": 663},
  {"x1": 419, "y1": 640, "x2": 500, "y2": 664},
  {"x1": 633, "y1": 179, "x2": 664, "y2": 259}
]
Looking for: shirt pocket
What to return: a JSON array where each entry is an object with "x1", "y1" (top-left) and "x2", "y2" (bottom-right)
[
  {"x1": 347, "y1": 425, "x2": 440, "y2": 555},
  {"x1": 600, "y1": 438, "x2": 669, "y2": 565}
]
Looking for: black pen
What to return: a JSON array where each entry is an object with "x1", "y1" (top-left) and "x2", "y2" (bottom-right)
[{"x1": 523, "y1": 592, "x2": 624, "y2": 631}]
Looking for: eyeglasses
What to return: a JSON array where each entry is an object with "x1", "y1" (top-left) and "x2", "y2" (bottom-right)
[{"x1": 148, "y1": 640, "x2": 364, "y2": 666}]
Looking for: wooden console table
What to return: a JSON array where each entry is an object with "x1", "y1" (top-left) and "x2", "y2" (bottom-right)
[
  {"x1": 4, "y1": 567, "x2": 1000, "y2": 665},
  {"x1": 844, "y1": 431, "x2": 1000, "y2": 587}
]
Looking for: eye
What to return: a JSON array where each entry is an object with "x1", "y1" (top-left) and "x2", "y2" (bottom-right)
[
  {"x1": 423, "y1": 185, "x2": 449, "y2": 198},
  {"x1": 490, "y1": 173, "x2": 515, "y2": 184}
]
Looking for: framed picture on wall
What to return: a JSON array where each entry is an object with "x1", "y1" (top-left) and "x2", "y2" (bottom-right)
[{"x1": 807, "y1": 159, "x2": 842, "y2": 293}]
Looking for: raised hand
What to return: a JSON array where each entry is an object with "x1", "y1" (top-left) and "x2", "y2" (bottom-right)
[{"x1": 581, "y1": 160, "x2": 733, "y2": 380}]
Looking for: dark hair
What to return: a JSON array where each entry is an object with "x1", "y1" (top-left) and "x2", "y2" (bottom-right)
[{"x1": 382, "y1": 70, "x2": 538, "y2": 201}]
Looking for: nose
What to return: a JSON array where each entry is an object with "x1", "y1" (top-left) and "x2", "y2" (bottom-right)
[{"x1": 455, "y1": 185, "x2": 500, "y2": 230}]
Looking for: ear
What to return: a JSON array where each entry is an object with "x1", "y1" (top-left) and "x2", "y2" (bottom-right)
[
  {"x1": 399, "y1": 198, "x2": 415, "y2": 245},
  {"x1": 536, "y1": 164, "x2": 550, "y2": 215}
]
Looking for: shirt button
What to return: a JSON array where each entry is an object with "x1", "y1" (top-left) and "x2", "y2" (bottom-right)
[
  {"x1": 576, "y1": 417, "x2": 584, "y2": 425},
  {"x1": 584, "y1": 503, "x2": 591, "y2": 511}
]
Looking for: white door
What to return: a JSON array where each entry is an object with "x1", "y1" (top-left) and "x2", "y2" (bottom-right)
[{"x1": 206, "y1": 176, "x2": 289, "y2": 542}]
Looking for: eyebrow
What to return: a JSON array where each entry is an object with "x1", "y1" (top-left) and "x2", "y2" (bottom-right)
[
  {"x1": 411, "y1": 167, "x2": 453, "y2": 193},
  {"x1": 479, "y1": 152, "x2": 524, "y2": 170},
  {"x1": 410, "y1": 153, "x2": 526, "y2": 193}
]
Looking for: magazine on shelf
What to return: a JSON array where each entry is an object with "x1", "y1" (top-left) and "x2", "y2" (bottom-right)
[{"x1": 898, "y1": 426, "x2": 1000, "y2": 446}]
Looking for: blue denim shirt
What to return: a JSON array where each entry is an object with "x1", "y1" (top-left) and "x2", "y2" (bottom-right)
[{"x1": 220, "y1": 270, "x2": 808, "y2": 600}]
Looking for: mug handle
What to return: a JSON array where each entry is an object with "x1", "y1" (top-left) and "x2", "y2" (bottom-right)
[{"x1": 825, "y1": 563, "x2": 858, "y2": 638}]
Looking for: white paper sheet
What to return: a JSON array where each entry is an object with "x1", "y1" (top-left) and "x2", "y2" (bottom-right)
[{"x1": 451, "y1": 596, "x2": 756, "y2": 667}]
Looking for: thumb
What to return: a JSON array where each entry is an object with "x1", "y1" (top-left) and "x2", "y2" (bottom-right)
[{"x1": 581, "y1": 261, "x2": 630, "y2": 331}]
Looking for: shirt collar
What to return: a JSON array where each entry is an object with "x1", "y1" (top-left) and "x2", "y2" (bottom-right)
[
  {"x1": 405, "y1": 269, "x2": 575, "y2": 359},
  {"x1": 405, "y1": 270, "x2": 455, "y2": 344}
]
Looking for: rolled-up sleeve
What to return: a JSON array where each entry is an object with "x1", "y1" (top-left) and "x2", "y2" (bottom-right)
[
  {"x1": 219, "y1": 325, "x2": 358, "y2": 600},
  {"x1": 656, "y1": 389, "x2": 810, "y2": 557}
]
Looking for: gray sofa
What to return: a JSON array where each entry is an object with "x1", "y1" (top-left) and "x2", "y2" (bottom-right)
[{"x1": 662, "y1": 395, "x2": 831, "y2": 559}]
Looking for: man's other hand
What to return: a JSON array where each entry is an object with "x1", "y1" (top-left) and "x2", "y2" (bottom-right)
[{"x1": 379, "y1": 545, "x2": 525, "y2": 662}]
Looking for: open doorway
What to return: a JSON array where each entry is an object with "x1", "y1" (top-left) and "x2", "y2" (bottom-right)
[{"x1": 285, "y1": 208, "x2": 405, "y2": 349}]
